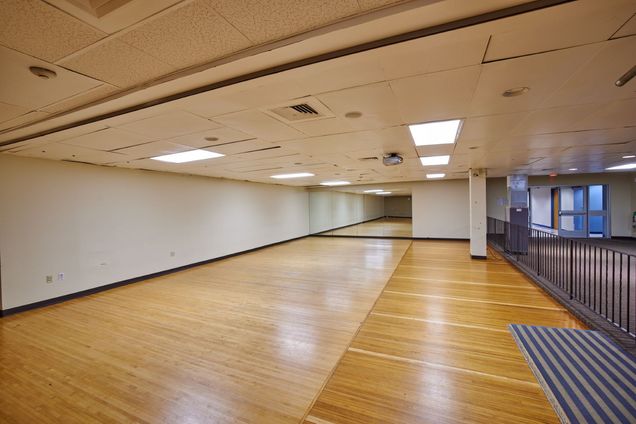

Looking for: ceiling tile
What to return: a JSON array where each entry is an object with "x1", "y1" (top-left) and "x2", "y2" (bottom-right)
[
  {"x1": 390, "y1": 65, "x2": 481, "y2": 124},
  {"x1": 57, "y1": 39, "x2": 177, "y2": 88},
  {"x1": 213, "y1": 110, "x2": 305, "y2": 142},
  {"x1": 541, "y1": 36, "x2": 636, "y2": 108},
  {"x1": 119, "y1": 0, "x2": 251, "y2": 69},
  {"x1": 60, "y1": 128, "x2": 153, "y2": 151},
  {"x1": 357, "y1": 0, "x2": 408, "y2": 10},
  {"x1": 117, "y1": 111, "x2": 221, "y2": 139},
  {"x1": 378, "y1": 28, "x2": 489, "y2": 80},
  {"x1": 511, "y1": 104, "x2": 599, "y2": 136},
  {"x1": 0, "y1": 45, "x2": 103, "y2": 110},
  {"x1": 484, "y1": 0, "x2": 636, "y2": 61},
  {"x1": 0, "y1": 111, "x2": 49, "y2": 131},
  {"x1": 40, "y1": 84, "x2": 120, "y2": 114},
  {"x1": 0, "y1": 102, "x2": 29, "y2": 124},
  {"x1": 209, "y1": 0, "x2": 360, "y2": 44},
  {"x1": 570, "y1": 98, "x2": 636, "y2": 131},
  {"x1": 164, "y1": 127, "x2": 254, "y2": 149},
  {"x1": 458, "y1": 112, "x2": 527, "y2": 142},
  {"x1": 112, "y1": 140, "x2": 192, "y2": 160},
  {"x1": 470, "y1": 43, "x2": 603, "y2": 116},
  {"x1": 0, "y1": 0, "x2": 105, "y2": 62},
  {"x1": 15, "y1": 142, "x2": 128, "y2": 164},
  {"x1": 612, "y1": 14, "x2": 636, "y2": 38}
]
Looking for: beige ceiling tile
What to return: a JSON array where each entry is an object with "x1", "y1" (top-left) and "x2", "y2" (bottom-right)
[
  {"x1": 390, "y1": 65, "x2": 481, "y2": 124},
  {"x1": 0, "y1": 102, "x2": 29, "y2": 124},
  {"x1": 164, "y1": 127, "x2": 254, "y2": 149},
  {"x1": 209, "y1": 0, "x2": 360, "y2": 44},
  {"x1": 60, "y1": 128, "x2": 153, "y2": 151},
  {"x1": 214, "y1": 110, "x2": 305, "y2": 142},
  {"x1": 15, "y1": 141, "x2": 128, "y2": 164},
  {"x1": 470, "y1": 43, "x2": 603, "y2": 116},
  {"x1": 0, "y1": 0, "x2": 105, "y2": 61},
  {"x1": 542, "y1": 36, "x2": 636, "y2": 109},
  {"x1": 612, "y1": 14, "x2": 636, "y2": 38},
  {"x1": 484, "y1": 0, "x2": 636, "y2": 61},
  {"x1": 0, "y1": 45, "x2": 103, "y2": 110},
  {"x1": 357, "y1": 0, "x2": 408, "y2": 10},
  {"x1": 511, "y1": 104, "x2": 599, "y2": 136},
  {"x1": 0, "y1": 111, "x2": 49, "y2": 131},
  {"x1": 112, "y1": 141, "x2": 192, "y2": 159},
  {"x1": 570, "y1": 98, "x2": 636, "y2": 131},
  {"x1": 58, "y1": 39, "x2": 177, "y2": 88},
  {"x1": 40, "y1": 84, "x2": 120, "y2": 114},
  {"x1": 117, "y1": 111, "x2": 222, "y2": 139},
  {"x1": 458, "y1": 112, "x2": 527, "y2": 142},
  {"x1": 119, "y1": 0, "x2": 251, "y2": 69},
  {"x1": 378, "y1": 28, "x2": 489, "y2": 80}
]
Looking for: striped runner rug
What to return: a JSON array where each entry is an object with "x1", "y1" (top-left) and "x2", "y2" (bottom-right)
[{"x1": 509, "y1": 325, "x2": 636, "y2": 424}]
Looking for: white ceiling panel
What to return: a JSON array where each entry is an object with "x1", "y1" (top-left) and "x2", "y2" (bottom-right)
[
  {"x1": 390, "y1": 65, "x2": 481, "y2": 124},
  {"x1": 458, "y1": 112, "x2": 527, "y2": 142},
  {"x1": 16, "y1": 142, "x2": 128, "y2": 164},
  {"x1": 0, "y1": 111, "x2": 50, "y2": 132},
  {"x1": 378, "y1": 27, "x2": 489, "y2": 80},
  {"x1": 162, "y1": 127, "x2": 254, "y2": 149},
  {"x1": 612, "y1": 14, "x2": 636, "y2": 38},
  {"x1": 570, "y1": 98, "x2": 636, "y2": 131},
  {"x1": 470, "y1": 43, "x2": 603, "y2": 116},
  {"x1": 484, "y1": 0, "x2": 636, "y2": 61},
  {"x1": 511, "y1": 104, "x2": 600, "y2": 136},
  {"x1": 213, "y1": 110, "x2": 305, "y2": 142},
  {"x1": 60, "y1": 128, "x2": 153, "y2": 151},
  {"x1": 497, "y1": 127, "x2": 636, "y2": 151},
  {"x1": 0, "y1": 45, "x2": 102, "y2": 110},
  {"x1": 541, "y1": 36, "x2": 636, "y2": 109},
  {"x1": 116, "y1": 110, "x2": 221, "y2": 139},
  {"x1": 0, "y1": 102, "x2": 30, "y2": 124},
  {"x1": 111, "y1": 140, "x2": 193, "y2": 160}
]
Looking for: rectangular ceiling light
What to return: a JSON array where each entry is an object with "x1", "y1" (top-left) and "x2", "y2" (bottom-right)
[
  {"x1": 271, "y1": 172, "x2": 315, "y2": 179},
  {"x1": 426, "y1": 173, "x2": 446, "y2": 179},
  {"x1": 606, "y1": 163, "x2": 636, "y2": 170},
  {"x1": 408, "y1": 119, "x2": 462, "y2": 146},
  {"x1": 419, "y1": 155, "x2": 450, "y2": 166},
  {"x1": 376, "y1": 191, "x2": 392, "y2": 195},
  {"x1": 151, "y1": 149, "x2": 224, "y2": 163},
  {"x1": 320, "y1": 181, "x2": 350, "y2": 186},
  {"x1": 363, "y1": 189, "x2": 383, "y2": 193}
]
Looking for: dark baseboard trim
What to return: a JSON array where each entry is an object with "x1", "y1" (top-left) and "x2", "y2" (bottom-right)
[
  {"x1": 471, "y1": 255, "x2": 487, "y2": 260},
  {"x1": 385, "y1": 215, "x2": 413, "y2": 219},
  {"x1": 0, "y1": 234, "x2": 308, "y2": 318},
  {"x1": 611, "y1": 236, "x2": 636, "y2": 240},
  {"x1": 487, "y1": 242, "x2": 636, "y2": 356}
]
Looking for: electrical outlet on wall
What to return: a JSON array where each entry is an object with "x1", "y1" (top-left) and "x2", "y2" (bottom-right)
[
  {"x1": 46, "y1": 275, "x2": 53, "y2": 284},
  {"x1": 57, "y1": 273, "x2": 64, "y2": 281}
]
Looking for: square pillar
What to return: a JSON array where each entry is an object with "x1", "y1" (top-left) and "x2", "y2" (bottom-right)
[{"x1": 470, "y1": 169, "x2": 487, "y2": 259}]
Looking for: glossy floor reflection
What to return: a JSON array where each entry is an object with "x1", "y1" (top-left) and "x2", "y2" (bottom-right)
[
  {"x1": 0, "y1": 237, "x2": 411, "y2": 424},
  {"x1": 304, "y1": 241, "x2": 586, "y2": 424},
  {"x1": 322, "y1": 217, "x2": 412, "y2": 238}
]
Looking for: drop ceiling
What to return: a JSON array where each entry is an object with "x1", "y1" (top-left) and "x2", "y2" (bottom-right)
[{"x1": 0, "y1": 0, "x2": 635, "y2": 188}]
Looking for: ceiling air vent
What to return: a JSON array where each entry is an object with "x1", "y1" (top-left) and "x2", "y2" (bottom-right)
[{"x1": 263, "y1": 96, "x2": 334, "y2": 124}]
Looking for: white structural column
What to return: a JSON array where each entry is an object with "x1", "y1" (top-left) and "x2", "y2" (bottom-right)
[{"x1": 469, "y1": 168, "x2": 487, "y2": 259}]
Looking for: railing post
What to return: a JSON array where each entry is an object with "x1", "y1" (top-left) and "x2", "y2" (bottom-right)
[{"x1": 569, "y1": 239, "x2": 574, "y2": 300}]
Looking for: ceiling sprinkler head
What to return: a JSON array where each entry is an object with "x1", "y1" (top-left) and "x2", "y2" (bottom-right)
[{"x1": 29, "y1": 66, "x2": 57, "y2": 80}]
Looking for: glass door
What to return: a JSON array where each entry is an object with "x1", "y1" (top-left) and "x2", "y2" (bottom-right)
[
  {"x1": 558, "y1": 186, "x2": 587, "y2": 237},
  {"x1": 588, "y1": 184, "x2": 609, "y2": 238}
]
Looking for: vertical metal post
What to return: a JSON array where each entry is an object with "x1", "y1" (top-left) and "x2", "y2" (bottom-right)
[{"x1": 569, "y1": 239, "x2": 574, "y2": 300}]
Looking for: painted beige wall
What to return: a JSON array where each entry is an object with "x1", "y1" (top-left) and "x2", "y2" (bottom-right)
[
  {"x1": 412, "y1": 179, "x2": 470, "y2": 239},
  {"x1": 0, "y1": 155, "x2": 309, "y2": 309},
  {"x1": 308, "y1": 190, "x2": 384, "y2": 233},
  {"x1": 384, "y1": 196, "x2": 412, "y2": 217},
  {"x1": 486, "y1": 173, "x2": 636, "y2": 237}
]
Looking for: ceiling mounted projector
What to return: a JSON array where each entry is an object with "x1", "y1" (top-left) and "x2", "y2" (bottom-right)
[{"x1": 383, "y1": 153, "x2": 403, "y2": 166}]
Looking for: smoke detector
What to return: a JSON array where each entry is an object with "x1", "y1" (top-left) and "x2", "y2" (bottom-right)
[
  {"x1": 383, "y1": 153, "x2": 403, "y2": 166},
  {"x1": 29, "y1": 66, "x2": 57, "y2": 80}
]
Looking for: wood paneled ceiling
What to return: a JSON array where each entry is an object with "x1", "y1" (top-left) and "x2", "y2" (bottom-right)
[{"x1": 0, "y1": 0, "x2": 635, "y2": 187}]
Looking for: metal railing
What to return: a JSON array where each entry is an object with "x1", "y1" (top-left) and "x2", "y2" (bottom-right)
[{"x1": 487, "y1": 217, "x2": 635, "y2": 340}]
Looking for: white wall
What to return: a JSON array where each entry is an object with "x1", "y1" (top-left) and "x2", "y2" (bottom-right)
[
  {"x1": 412, "y1": 179, "x2": 470, "y2": 239},
  {"x1": 0, "y1": 155, "x2": 309, "y2": 310},
  {"x1": 530, "y1": 186, "x2": 552, "y2": 227},
  {"x1": 309, "y1": 190, "x2": 384, "y2": 233},
  {"x1": 384, "y1": 196, "x2": 412, "y2": 217}
]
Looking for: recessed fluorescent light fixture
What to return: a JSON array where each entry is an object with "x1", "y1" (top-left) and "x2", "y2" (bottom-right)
[
  {"x1": 419, "y1": 155, "x2": 450, "y2": 166},
  {"x1": 376, "y1": 191, "x2": 392, "y2": 195},
  {"x1": 271, "y1": 172, "x2": 315, "y2": 179},
  {"x1": 408, "y1": 119, "x2": 462, "y2": 146},
  {"x1": 622, "y1": 155, "x2": 635, "y2": 159},
  {"x1": 426, "y1": 173, "x2": 446, "y2": 179},
  {"x1": 320, "y1": 181, "x2": 350, "y2": 186},
  {"x1": 568, "y1": 168, "x2": 578, "y2": 171},
  {"x1": 151, "y1": 149, "x2": 224, "y2": 163},
  {"x1": 363, "y1": 189, "x2": 383, "y2": 193},
  {"x1": 606, "y1": 163, "x2": 636, "y2": 170}
]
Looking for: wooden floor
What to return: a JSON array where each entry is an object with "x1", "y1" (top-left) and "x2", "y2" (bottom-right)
[
  {"x1": 0, "y1": 238, "x2": 586, "y2": 423},
  {"x1": 327, "y1": 217, "x2": 412, "y2": 237},
  {"x1": 304, "y1": 241, "x2": 586, "y2": 424},
  {"x1": 0, "y1": 237, "x2": 411, "y2": 424}
]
